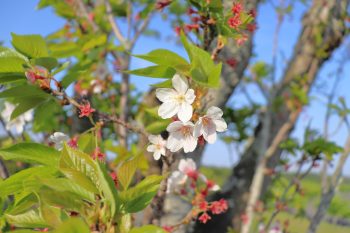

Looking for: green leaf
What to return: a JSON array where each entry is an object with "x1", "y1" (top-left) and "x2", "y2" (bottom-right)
[
  {"x1": 151, "y1": 79, "x2": 172, "y2": 88},
  {"x1": 95, "y1": 162, "x2": 119, "y2": 217},
  {"x1": 126, "y1": 66, "x2": 176, "y2": 79},
  {"x1": 120, "y1": 175, "x2": 162, "y2": 213},
  {"x1": 0, "y1": 46, "x2": 28, "y2": 60},
  {"x1": 6, "y1": 209, "x2": 48, "y2": 228},
  {"x1": 59, "y1": 145, "x2": 99, "y2": 194},
  {"x1": 117, "y1": 157, "x2": 139, "y2": 190},
  {"x1": 39, "y1": 188, "x2": 84, "y2": 212},
  {"x1": 39, "y1": 201, "x2": 62, "y2": 228},
  {"x1": 133, "y1": 49, "x2": 191, "y2": 74},
  {"x1": 10, "y1": 97, "x2": 47, "y2": 120},
  {"x1": 82, "y1": 34, "x2": 107, "y2": 51},
  {"x1": 40, "y1": 178, "x2": 95, "y2": 203},
  {"x1": 145, "y1": 119, "x2": 171, "y2": 134},
  {"x1": 303, "y1": 138, "x2": 343, "y2": 159},
  {"x1": 130, "y1": 225, "x2": 167, "y2": 233},
  {"x1": 52, "y1": 218, "x2": 90, "y2": 233},
  {"x1": 7, "y1": 193, "x2": 38, "y2": 216},
  {"x1": 0, "y1": 167, "x2": 57, "y2": 198},
  {"x1": 52, "y1": 61, "x2": 70, "y2": 75},
  {"x1": 33, "y1": 99, "x2": 61, "y2": 132},
  {"x1": 48, "y1": 42, "x2": 79, "y2": 58},
  {"x1": 0, "y1": 84, "x2": 49, "y2": 99},
  {"x1": 180, "y1": 33, "x2": 221, "y2": 87},
  {"x1": 11, "y1": 33, "x2": 48, "y2": 58},
  {"x1": 77, "y1": 133, "x2": 95, "y2": 154},
  {"x1": 33, "y1": 57, "x2": 58, "y2": 71},
  {"x1": 0, "y1": 73, "x2": 26, "y2": 84},
  {"x1": 60, "y1": 144, "x2": 118, "y2": 216},
  {"x1": 7, "y1": 230, "x2": 39, "y2": 233},
  {"x1": 0, "y1": 57, "x2": 26, "y2": 73},
  {"x1": 0, "y1": 142, "x2": 60, "y2": 166}
]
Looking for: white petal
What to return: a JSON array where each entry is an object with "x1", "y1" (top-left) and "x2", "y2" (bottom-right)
[
  {"x1": 172, "y1": 74, "x2": 188, "y2": 94},
  {"x1": 15, "y1": 122, "x2": 24, "y2": 134},
  {"x1": 155, "y1": 88, "x2": 176, "y2": 102},
  {"x1": 186, "y1": 158, "x2": 197, "y2": 171},
  {"x1": 207, "y1": 106, "x2": 223, "y2": 119},
  {"x1": 178, "y1": 103, "x2": 193, "y2": 123},
  {"x1": 178, "y1": 159, "x2": 187, "y2": 173},
  {"x1": 204, "y1": 131, "x2": 217, "y2": 144},
  {"x1": 160, "y1": 147, "x2": 166, "y2": 156},
  {"x1": 199, "y1": 174, "x2": 208, "y2": 182},
  {"x1": 166, "y1": 134, "x2": 183, "y2": 152},
  {"x1": 153, "y1": 151, "x2": 162, "y2": 160},
  {"x1": 183, "y1": 135, "x2": 197, "y2": 153},
  {"x1": 55, "y1": 143, "x2": 64, "y2": 151},
  {"x1": 24, "y1": 110, "x2": 33, "y2": 121},
  {"x1": 158, "y1": 101, "x2": 179, "y2": 119},
  {"x1": 148, "y1": 135, "x2": 159, "y2": 144},
  {"x1": 193, "y1": 119, "x2": 203, "y2": 138},
  {"x1": 185, "y1": 89, "x2": 196, "y2": 104},
  {"x1": 166, "y1": 121, "x2": 184, "y2": 132},
  {"x1": 213, "y1": 118, "x2": 227, "y2": 132},
  {"x1": 147, "y1": 145, "x2": 156, "y2": 152},
  {"x1": 210, "y1": 184, "x2": 220, "y2": 191},
  {"x1": 50, "y1": 132, "x2": 69, "y2": 143},
  {"x1": 203, "y1": 122, "x2": 217, "y2": 144}
]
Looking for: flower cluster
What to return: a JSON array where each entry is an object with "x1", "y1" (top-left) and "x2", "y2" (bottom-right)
[
  {"x1": 227, "y1": 2, "x2": 257, "y2": 46},
  {"x1": 166, "y1": 158, "x2": 228, "y2": 225},
  {"x1": 147, "y1": 74, "x2": 227, "y2": 160},
  {"x1": 1, "y1": 102, "x2": 33, "y2": 134}
]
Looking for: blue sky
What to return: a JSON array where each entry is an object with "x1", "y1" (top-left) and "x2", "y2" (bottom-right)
[{"x1": 1, "y1": 1, "x2": 350, "y2": 176}]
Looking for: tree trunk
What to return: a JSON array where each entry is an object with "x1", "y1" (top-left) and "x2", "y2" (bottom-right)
[{"x1": 193, "y1": 0, "x2": 349, "y2": 232}]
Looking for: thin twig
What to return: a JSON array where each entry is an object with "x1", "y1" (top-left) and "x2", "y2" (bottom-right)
[
  {"x1": 104, "y1": 0, "x2": 128, "y2": 47},
  {"x1": 149, "y1": 152, "x2": 174, "y2": 225}
]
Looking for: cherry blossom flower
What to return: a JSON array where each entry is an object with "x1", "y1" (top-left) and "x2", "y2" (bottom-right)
[
  {"x1": 199, "y1": 174, "x2": 220, "y2": 191},
  {"x1": 228, "y1": 15, "x2": 241, "y2": 29},
  {"x1": 49, "y1": 132, "x2": 70, "y2": 150},
  {"x1": 166, "y1": 121, "x2": 197, "y2": 153},
  {"x1": 1, "y1": 102, "x2": 33, "y2": 134},
  {"x1": 198, "y1": 212, "x2": 211, "y2": 224},
  {"x1": 194, "y1": 106, "x2": 227, "y2": 144},
  {"x1": 67, "y1": 137, "x2": 78, "y2": 149},
  {"x1": 147, "y1": 134, "x2": 166, "y2": 160},
  {"x1": 178, "y1": 158, "x2": 197, "y2": 177},
  {"x1": 167, "y1": 170, "x2": 187, "y2": 193},
  {"x1": 92, "y1": 147, "x2": 105, "y2": 161},
  {"x1": 156, "y1": 74, "x2": 196, "y2": 123},
  {"x1": 78, "y1": 102, "x2": 95, "y2": 118},
  {"x1": 199, "y1": 200, "x2": 209, "y2": 211},
  {"x1": 167, "y1": 158, "x2": 197, "y2": 193},
  {"x1": 231, "y1": 2, "x2": 243, "y2": 14},
  {"x1": 210, "y1": 199, "x2": 228, "y2": 215}
]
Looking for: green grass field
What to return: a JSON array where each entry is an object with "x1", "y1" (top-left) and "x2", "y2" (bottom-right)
[{"x1": 200, "y1": 166, "x2": 350, "y2": 233}]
